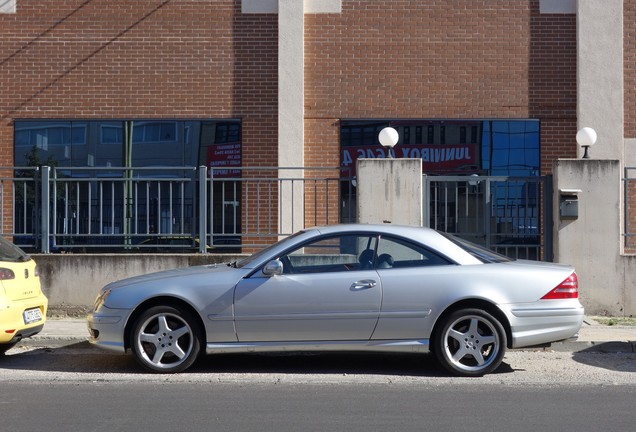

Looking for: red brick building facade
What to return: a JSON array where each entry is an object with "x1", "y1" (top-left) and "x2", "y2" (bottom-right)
[{"x1": 1, "y1": 0, "x2": 634, "y2": 250}]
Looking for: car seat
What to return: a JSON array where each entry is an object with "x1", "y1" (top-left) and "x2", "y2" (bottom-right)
[{"x1": 358, "y1": 249, "x2": 377, "y2": 270}]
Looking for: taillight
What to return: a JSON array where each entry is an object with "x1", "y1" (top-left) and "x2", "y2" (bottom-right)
[
  {"x1": 0, "y1": 268, "x2": 15, "y2": 280},
  {"x1": 541, "y1": 272, "x2": 578, "y2": 299}
]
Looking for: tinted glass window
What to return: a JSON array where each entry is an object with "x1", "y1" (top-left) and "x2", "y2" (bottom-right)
[
  {"x1": 280, "y1": 235, "x2": 378, "y2": 274},
  {"x1": 341, "y1": 119, "x2": 539, "y2": 177},
  {"x1": 0, "y1": 237, "x2": 29, "y2": 262},
  {"x1": 14, "y1": 119, "x2": 241, "y2": 171},
  {"x1": 442, "y1": 233, "x2": 512, "y2": 263},
  {"x1": 376, "y1": 236, "x2": 453, "y2": 269}
]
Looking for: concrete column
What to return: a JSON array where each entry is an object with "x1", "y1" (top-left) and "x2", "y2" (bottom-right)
[
  {"x1": 242, "y1": 0, "x2": 342, "y2": 235},
  {"x1": 278, "y1": 0, "x2": 305, "y2": 235},
  {"x1": 0, "y1": 1, "x2": 16, "y2": 13},
  {"x1": 577, "y1": 0, "x2": 624, "y2": 160},
  {"x1": 553, "y1": 159, "x2": 624, "y2": 314},
  {"x1": 356, "y1": 159, "x2": 423, "y2": 226}
]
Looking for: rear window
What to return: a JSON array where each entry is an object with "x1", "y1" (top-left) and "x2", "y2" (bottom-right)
[
  {"x1": 0, "y1": 237, "x2": 30, "y2": 262},
  {"x1": 441, "y1": 233, "x2": 513, "y2": 264}
]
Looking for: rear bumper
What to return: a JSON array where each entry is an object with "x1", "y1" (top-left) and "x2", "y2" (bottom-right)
[
  {"x1": 0, "y1": 294, "x2": 48, "y2": 344},
  {"x1": 506, "y1": 303, "x2": 585, "y2": 348}
]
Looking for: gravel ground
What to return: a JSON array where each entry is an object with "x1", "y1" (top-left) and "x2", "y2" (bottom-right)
[{"x1": 2, "y1": 344, "x2": 635, "y2": 387}]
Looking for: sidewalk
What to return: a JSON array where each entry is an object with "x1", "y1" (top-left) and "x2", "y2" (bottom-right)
[{"x1": 17, "y1": 316, "x2": 636, "y2": 353}]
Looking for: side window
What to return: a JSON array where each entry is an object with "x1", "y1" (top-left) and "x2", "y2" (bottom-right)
[
  {"x1": 376, "y1": 236, "x2": 452, "y2": 269},
  {"x1": 279, "y1": 234, "x2": 377, "y2": 274}
]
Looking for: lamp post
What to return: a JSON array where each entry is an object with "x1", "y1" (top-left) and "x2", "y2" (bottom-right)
[
  {"x1": 378, "y1": 127, "x2": 399, "y2": 158},
  {"x1": 576, "y1": 127, "x2": 597, "y2": 159}
]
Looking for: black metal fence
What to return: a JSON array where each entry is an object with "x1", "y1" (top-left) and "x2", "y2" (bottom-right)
[
  {"x1": 1, "y1": 166, "x2": 352, "y2": 253},
  {"x1": 1, "y1": 166, "x2": 553, "y2": 260},
  {"x1": 424, "y1": 175, "x2": 553, "y2": 261}
]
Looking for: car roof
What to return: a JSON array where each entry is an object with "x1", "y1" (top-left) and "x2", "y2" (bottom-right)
[
  {"x1": 308, "y1": 224, "x2": 482, "y2": 265},
  {"x1": 239, "y1": 224, "x2": 482, "y2": 269}
]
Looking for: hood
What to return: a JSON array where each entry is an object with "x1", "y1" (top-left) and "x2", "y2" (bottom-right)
[
  {"x1": 95, "y1": 264, "x2": 249, "y2": 309},
  {"x1": 100, "y1": 263, "x2": 250, "y2": 311},
  {"x1": 104, "y1": 264, "x2": 236, "y2": 291},
  {"x1": 105, "y1": 263, "x2": 241, "y2": 291}
]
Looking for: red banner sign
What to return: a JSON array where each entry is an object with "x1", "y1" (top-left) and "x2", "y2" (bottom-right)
[
  {"x1": 207, "y1": 143, "x2": 241, "y2": 178},
  {"x1": 342, "y1": 144, "x2": 478, "y2": 175}
]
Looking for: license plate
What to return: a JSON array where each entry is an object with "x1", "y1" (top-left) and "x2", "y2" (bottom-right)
[{"x1": 23, "y1": 308, "x2": 42, "y2": 324}]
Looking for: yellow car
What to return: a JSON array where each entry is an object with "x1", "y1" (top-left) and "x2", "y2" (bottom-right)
[{"x1": 0, "y1": 237, "x2": 48, "y2": 354}]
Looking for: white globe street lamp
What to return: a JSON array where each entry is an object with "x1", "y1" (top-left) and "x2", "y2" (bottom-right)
[
  {"x1": 378, "y1": 127, "x2": 399, "y2": 158},
  {"x1": 576, "y1": 127, "x2": 597, "y2": 159}
]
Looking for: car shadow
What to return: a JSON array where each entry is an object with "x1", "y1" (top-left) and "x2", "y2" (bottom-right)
[
  {"x1": 571, "y1": 343, "x2": 636, "y2": 373},
  {"x1": 1, "y1": 342, "x2": 515, "y2": 377},
  {"x1": 193, "y1": 351, "x2": 515, "y2": 377},
  {"x1": 1, "y1": 341, "x2": 142, "y2": 374}
]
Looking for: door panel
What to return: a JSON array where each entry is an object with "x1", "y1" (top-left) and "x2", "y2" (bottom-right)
[{"x1": 234, "y1": 270, "x2": 382, "y2": 342}]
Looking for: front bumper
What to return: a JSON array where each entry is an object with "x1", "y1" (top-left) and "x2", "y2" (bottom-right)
[{"x1": 87, "y1": 310, "x2": 128, "y2": 353}]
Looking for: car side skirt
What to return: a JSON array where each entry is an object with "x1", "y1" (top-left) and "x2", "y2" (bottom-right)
[{"x1": 206, "y1": 339, "x2": 430, "y2": 355}]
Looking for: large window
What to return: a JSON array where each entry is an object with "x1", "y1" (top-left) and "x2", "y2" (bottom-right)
[
  {"x1": 340, "y1": 119, "x2": 539, "y2": 177},
  {"x1": 12, "y1": 119, "x2": 242, "y2": 251},
  {"x1": 14, "y1": 119, "x2": 241, "y2": 170}
]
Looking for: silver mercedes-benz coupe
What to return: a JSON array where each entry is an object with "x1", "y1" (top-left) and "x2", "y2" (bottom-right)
[{"x1": 87, "y1": 224, "x2": 584, "y2": 376}]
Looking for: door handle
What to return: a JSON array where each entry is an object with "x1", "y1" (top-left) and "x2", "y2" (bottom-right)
[{"x1": 351, "y1": 280, "x2": 377, "y2": 290}]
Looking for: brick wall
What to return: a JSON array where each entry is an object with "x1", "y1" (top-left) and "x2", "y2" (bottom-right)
[
  {"x1": 304, "y1": 0, "x2": 577, "y2": 228},
  {"x1": 304, "y1": 0, "x2": 577, "y2": 174},
  {"x1": 625, "y1": 1, "x2": 635, "y2": 254},
  {"x1": 1, "y1": 0, "x2": 582, "y2": 241},
  {"x1": 0, "y1": 0, "x2": 278, "y2": 236},
  {"x1": 626, "y1": 0, "x2": 636, "y2": 139}
]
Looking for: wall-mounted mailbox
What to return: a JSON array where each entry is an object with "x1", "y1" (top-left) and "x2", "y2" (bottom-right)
[{"x1": 559, "y1": 189, "x2": 581, "y2": 219}]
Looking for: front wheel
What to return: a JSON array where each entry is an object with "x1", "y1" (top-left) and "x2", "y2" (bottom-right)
[
  {"x1": 434, "y1": 308, "x2": 507, "y2": 377},
  {"x1": 130, "y1": 305, "x2": 201, "y2": 373}
]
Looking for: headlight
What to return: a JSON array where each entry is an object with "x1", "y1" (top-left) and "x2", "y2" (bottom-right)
[{"x1": 93, "y1": 289, "x2": 112, "y2": 312}]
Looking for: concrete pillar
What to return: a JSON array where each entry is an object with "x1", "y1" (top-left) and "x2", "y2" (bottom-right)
[
  {"x1": 277, "y1": 0, "x2": 305, "y2": 235},
  {"x1": 0, "y1": 1, "x2": 16, "y2": 13},
  {"x1": 356, "y1": 159, "x2": 423, "y2": 226},
  {"x1": 577, "y1": 0, "x2": 624, "y2": 160},
  {"x1": 243, "y1": 0, "x2": 341, "y2": 235},
  {"x1": 553, "y1": 159, "x2": 624, "y2": 314}
]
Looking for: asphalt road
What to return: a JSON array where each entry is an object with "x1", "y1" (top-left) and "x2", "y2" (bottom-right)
[{"x1": 1, "y1": 344, "x2": 636, "y2": 431}]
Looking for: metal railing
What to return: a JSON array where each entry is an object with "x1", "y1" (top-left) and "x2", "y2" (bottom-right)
[
  {"x1": 424, "y1": 175, "x2": 552, "y2": 261},
  {"x1": 625, "y1": 167, "x2": 636, "y2": 251},
  {"x1": 0, "y1": 166, "x2": 353, "y2": 253},
  {"x1": 1, "y1": 165, "x2": 554, "y2": 259}
]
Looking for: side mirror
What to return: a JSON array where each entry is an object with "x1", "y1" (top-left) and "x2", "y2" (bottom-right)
[{"x1": 262, "y1": 259, "x2": 284, "y2": 277}]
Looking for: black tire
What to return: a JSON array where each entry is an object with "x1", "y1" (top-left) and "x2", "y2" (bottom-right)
[
  {"x1": 130, "y1": 305, "x2": 202, "y2": 373},
  {"x1": 0, "y1": 342, "x2": 17, "y2": 355},
  {"x1": 434, "y1": 308, "x2": 507, "y2": 377}
]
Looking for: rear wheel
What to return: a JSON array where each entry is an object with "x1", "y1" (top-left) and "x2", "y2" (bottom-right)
[
  {"x1": 434, "y1": 308, "x2": 507, "y2": 377},
  {"x1": 130, "y1": 305, "x2": 201, "y2": 373}
]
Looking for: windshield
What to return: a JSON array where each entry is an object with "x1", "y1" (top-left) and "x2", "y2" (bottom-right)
[
  {"x1": 441, "y1": 233, "x2": 513, "y2": 264},
  {"x1": 0, "y1": 236, "x2": 30, "y2": 262},
  {"x1": 235, "y1": 231, "x2": 306, "y2": 268}
]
